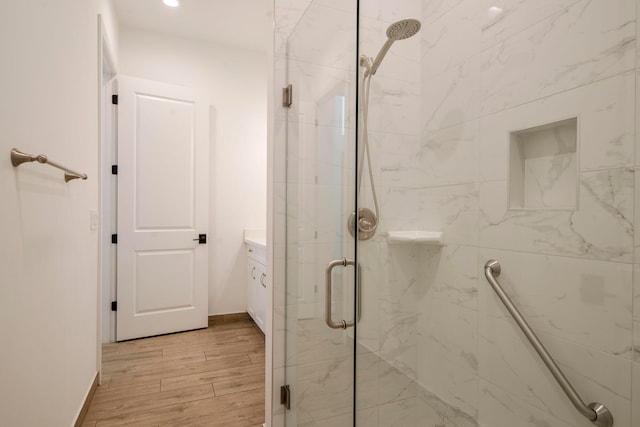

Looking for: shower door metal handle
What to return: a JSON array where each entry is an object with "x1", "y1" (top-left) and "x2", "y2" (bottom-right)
[{"x1": 325, "y1": 258, "x2": 361, "y2": 330}]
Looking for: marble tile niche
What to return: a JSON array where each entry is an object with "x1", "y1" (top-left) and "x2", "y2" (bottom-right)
[{"x1": 508, "y1": 118, "x2": 578, "y2": 210}]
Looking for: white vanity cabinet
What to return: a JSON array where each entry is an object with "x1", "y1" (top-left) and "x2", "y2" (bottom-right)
[{"x1": 246, "y1": 241, "x2": 266, "y2": 333}]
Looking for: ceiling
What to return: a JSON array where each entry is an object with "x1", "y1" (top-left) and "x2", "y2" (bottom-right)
[{"x1": 112, "y1": 0, "x2": 269, "y2": 52}]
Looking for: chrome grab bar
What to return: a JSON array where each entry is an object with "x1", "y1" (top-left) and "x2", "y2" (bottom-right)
[
  {"x1": 11, "y1": 148, "x2": 88, "y2": 182},
  {"x1": 484, "y1": 260, "x2": 613, "y2": 427},
  {"x1": 325, "y1": 258, "x2": 361, "y2": 330}
]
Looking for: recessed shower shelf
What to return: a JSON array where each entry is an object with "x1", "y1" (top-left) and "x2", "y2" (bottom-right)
[
  {"x1": 508, "y1": 118, "x2": 578, "y2": 210},
  {"x1": 386, "y1": 231, "x2": 443, "y2": 245}
]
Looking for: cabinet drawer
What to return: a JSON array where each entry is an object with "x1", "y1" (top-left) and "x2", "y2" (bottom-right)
[{"x1": 246, "y1": 243, "x2": 266, "y2": 264}]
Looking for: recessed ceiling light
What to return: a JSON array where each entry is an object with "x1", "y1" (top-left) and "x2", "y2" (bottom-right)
[{"x1": 163, "y1": 0, "x2": 180, "y2": 7}]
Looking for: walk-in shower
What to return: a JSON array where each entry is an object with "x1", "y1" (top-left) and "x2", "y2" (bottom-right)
[
  {"x1": 277, "y1": 0, "x2": 637, "y2": 426},
  {"x1": 348, "y1": 18, "x2": 422, "y2": 240}
]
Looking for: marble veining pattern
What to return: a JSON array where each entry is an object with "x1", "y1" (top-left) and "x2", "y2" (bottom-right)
[
  {"x1": 421, "y1": 56, "x2": 482, "y2": 132},
  {"x1": 419, "y1": 120, "x2": 479, "y2": 187},
  {"x1": 478, "y1": 379, "x2": 575, "y2": 427},
  {"x1": 480, "y1": 0, "x2": 584, "y2": 49},
  {"x1": 479, "y1": 168, "x2": 634, "y2": 263},
  {"x1": 634, "y1": 265, "x2": 640, "y2": 363},
  {"x1": 635, "y1": 169, "x2": 640, "y2": 265},
  {"x1": 479, "y1": 248, "x2": 633, "y2": 358},
  {"x1": 417, "y1": 244, "x2": 479, "y2": 311},
  {"x1": 420, "y1": 0, "x2": 484, "y2": 79},
  {"x1": 383, "y1": 183, "x2": 479, "y2": 246},
  {"x1": 480, "y1": 0, "x2": 636, "y2": 116},
  {"x1": 479, "y1": 315, "x2": 632, "y2": 426},
  {"x1": 422, "y1": 0, "x2": 467, "y2": 25},
  {"x1": 479, "y1": 72, "x2": 635, "y2": 183},
  {"x1": 633, "y1": 364, "x2": 640, "y2": 426}
]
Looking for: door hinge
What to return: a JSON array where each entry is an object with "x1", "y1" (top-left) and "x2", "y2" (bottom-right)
[
  {"x1": 111, "y1": 301, "x2": 117, "y2": 311},
  {"x1": 280, "y1": 385, "x2": 291, "y2": 410},
  {"x1": 282, "y1": 84, "x2": 292, "y2": 108},
  {"x1": 111, "y1": 165, "x2": 118, "y2": 175},
  {"x1": 111, "y1": 234, "x2": 117, "y2": 244},
  {"x1": 112, "y1": 94, "x2": 118, "y2": 105}
]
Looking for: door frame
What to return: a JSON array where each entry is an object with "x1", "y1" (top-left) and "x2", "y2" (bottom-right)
[{"x1": 97, "y1": 14, "x2": 117, "y2": 383}]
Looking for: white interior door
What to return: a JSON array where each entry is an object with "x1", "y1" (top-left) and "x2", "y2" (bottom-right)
[{"x1": 116, "y1": 75, "x2": 209, "y2": 341}]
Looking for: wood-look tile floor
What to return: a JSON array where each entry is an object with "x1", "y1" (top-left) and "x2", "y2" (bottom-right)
[{"x1": 83, "y1": 315, "x2": 265, "y2": 427}]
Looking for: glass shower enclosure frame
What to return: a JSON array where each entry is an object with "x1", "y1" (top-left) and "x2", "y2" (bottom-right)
[
  {"x1": 274, "y1": 0, "x2": 637, "y2": 426},
  {"x1": 277, "y1": 1, "x2": 360, "y2": 426}
]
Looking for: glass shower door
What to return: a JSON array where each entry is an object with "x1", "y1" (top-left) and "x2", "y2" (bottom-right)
[
  {"x1": 352, "y1": 0, "x2": 636, "y2": 426},
  {"x1": 280, "y1": 1, "x2": 359, "y2": 426}
]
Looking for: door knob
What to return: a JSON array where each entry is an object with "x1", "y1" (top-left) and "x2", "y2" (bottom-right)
[{"x1": 193, "y1": 234, "x2": 207, "y2": 244}]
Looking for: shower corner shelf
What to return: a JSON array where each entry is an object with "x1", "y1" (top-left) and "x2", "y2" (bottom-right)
[{"x1": 386, "y1": 230, "x2": 443, "y2": 246}]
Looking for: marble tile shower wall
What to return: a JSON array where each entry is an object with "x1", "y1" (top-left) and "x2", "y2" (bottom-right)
[{"x1": 403, "y1": 0, "x2": 639, "y2": 426}]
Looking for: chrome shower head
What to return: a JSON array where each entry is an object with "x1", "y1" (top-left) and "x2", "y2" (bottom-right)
[
  {"x1": 364, "y1": 18, "x2": 422, "y2": 76},
  {"x1": 386, "y1": 19, "x2": 421, "y2": 41}
]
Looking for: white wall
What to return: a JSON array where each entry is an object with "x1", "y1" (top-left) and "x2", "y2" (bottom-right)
[
  {"x1": 118, "y1": 28, "x2": 267, "y2": 315},
  {"x1": 0, "y1": 1, "x2": 117, "y2": 425},
  {"x1": 98, "y1": 0, "x2": 119, "y2": 67}
]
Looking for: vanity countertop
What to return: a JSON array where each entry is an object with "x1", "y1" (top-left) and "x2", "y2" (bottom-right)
[{"x1": 244, "y1": 229, "x2": 266, "y2": 248}]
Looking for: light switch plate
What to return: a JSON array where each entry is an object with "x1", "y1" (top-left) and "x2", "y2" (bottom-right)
[{"x1": 90, "y1": 210, "x2": 99, "y2": 230}]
